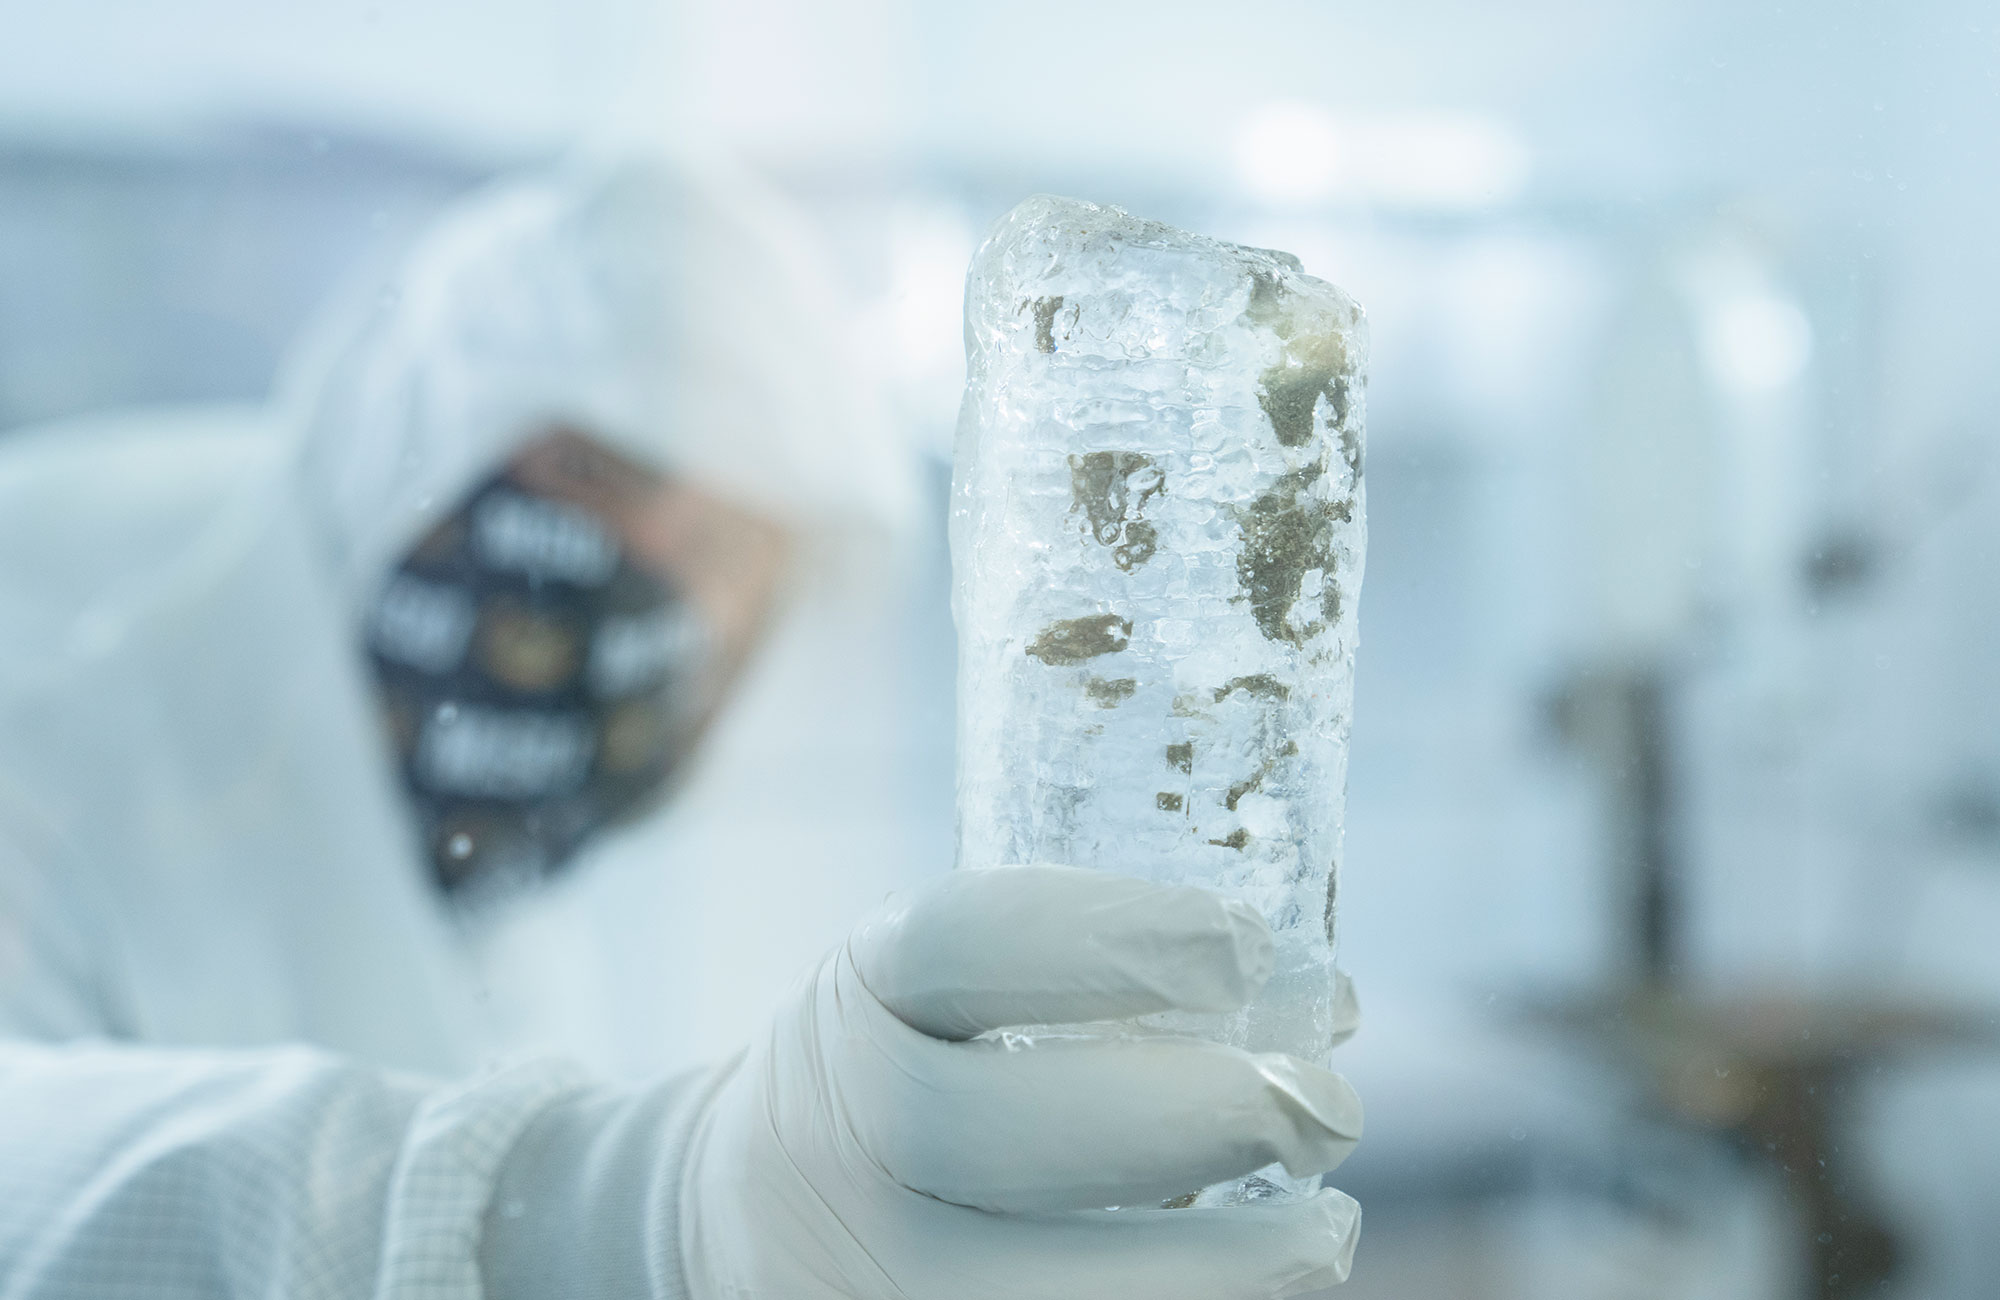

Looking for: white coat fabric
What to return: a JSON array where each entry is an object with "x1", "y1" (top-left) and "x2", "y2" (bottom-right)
[
  {"x1": 0, "y1": 154, "x2": 903, "y2": 1298},
  {"x1": 0, "y1": 408, "x2": 685, "y2": 1299}
]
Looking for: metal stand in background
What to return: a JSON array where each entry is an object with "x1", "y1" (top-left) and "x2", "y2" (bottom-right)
[
  {"x1": 1537, "y1": 665, "x2": 1999, "y2": 1300},
  {"x1": 1551, "y1": 670, "x2": 1681, "y2": 986}
]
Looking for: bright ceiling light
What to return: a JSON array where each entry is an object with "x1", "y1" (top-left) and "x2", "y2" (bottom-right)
[
  {"x1": 1357, "y1": 114, "x2": 1531, "y2": 208},
  {"x1": 1235, "y1": 104, "x2": 1530, "y2": 210},
  {"x1": 1235, "y1": 102, "x2": 1346, "y2": 205},
  {"x1": 1701, "y1": 292, "x2": 1814, "y2": 395}
]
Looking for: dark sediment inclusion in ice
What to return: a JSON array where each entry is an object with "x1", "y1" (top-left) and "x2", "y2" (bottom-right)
[
  {"x1": 1156, "y1": 792, "x2": 1184, "y2": 812},
  {"x1": 1069, "y1": 451, "x2": 1165, "y2": 571},
  {"x1": 1025, "y1": 614, "x2": 1132, "y2": 665},
  {"x1": 1233, "y1": 462, "x2": 1353, "y2": 648},
  {"x1": 1259, "y1": 370, "x2": 1349, "y2": 450},
  {"x1": 1084, "y1": 676, "x2": 1138, "y2": 707},
  {"x1": 1111, "y1": 521, "x2": 1158, "y2": 572},
  {"x1": 1207, "y1": 828, "x2": 1251, "y2": 851},
  {"x1": 1025, "y1": 295, "x2": 1077, "y2": 354},
  {"x1": 1166, "y1": 742, "x2": 1194, "y2": 774},
  {"x1": 1246, "y1": 269, "x2": 1353, "y2": 451},
  {"x1": 1213, "y1": 674, "x2": 1290, "y2": 704},
  {"x1": 1225, "y1": 739, "x2": 1299, "y2": 811}
]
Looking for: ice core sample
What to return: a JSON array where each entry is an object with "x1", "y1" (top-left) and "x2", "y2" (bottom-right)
[{"x1": 951, "y1": 194, "x2": 1367, "y2": 1097}]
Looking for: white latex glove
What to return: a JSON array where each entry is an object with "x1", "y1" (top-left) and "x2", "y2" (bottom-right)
[{"x1": 682, "y1": 864, "x2": 1364, "y2": 1299}]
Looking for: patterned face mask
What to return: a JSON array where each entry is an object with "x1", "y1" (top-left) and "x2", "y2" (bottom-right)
[{"x1": 366, "y1": 467, "x2": 711, "y2": 898}]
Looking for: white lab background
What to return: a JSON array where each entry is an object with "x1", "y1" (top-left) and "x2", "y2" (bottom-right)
[{"x1": 4, "y1": 2, "x2": 1998, "y2": 1297}]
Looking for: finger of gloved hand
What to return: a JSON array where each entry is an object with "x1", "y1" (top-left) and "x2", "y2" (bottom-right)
[
  {"x1": 848, "y1": 864, "x2": 1273, "y2": 1040},
  {"x1": 877, "y1": 1185, "x2": 1362, "y2": 1299},
  {"x1": 1329, "y1": 967, "x2": 1361, "y2": 1048},
  {"x1": 832, "y1": 952, "x2": 1361, "y2": 1212}
]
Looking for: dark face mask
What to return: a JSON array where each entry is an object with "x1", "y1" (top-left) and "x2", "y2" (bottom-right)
[{"x1": 365, "y1": 468, "x2": 710, "y2": 898}]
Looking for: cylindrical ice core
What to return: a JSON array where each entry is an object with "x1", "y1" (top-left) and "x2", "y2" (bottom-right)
[{"x1": 951, "y1": 195, "x2": 1367, "y2": 1201}]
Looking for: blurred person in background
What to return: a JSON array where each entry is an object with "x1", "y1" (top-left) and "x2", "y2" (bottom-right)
[{"x1": 0, "y1": 157, "x2": 1365, "y2": 1298}]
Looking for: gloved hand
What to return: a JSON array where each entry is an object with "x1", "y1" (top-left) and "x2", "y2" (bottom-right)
[{"x1": 681, "y1": 864, "x2": 1364, "y2": 1299}]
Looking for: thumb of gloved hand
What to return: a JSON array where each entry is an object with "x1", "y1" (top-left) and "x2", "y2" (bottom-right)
[{"x1": 680, "y1": 865, "x2": 1363, "y2": 1299}]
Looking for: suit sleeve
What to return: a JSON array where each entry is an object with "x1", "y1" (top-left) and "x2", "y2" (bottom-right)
[{"x1": 0, "y1": 827, "x2": 715, "y2": 1300}]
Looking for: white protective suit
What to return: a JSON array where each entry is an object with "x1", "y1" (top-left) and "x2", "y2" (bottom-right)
[
  {"x1": 0, "y1": 158, "x2": 1364, "y2": 1299},
  {"x1": 0, "y1": 155, "x2": 879, "y2": 1284}
]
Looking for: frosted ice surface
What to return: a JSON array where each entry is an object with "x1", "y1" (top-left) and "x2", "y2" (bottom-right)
[{"x1": 952, "y1": 194, "x2": 1367, "y2": 1085}]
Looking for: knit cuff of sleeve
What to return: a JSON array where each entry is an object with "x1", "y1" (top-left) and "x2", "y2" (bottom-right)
[{"x1": 477, "y1": 1061, "x2": 733, "y2": 1300}]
